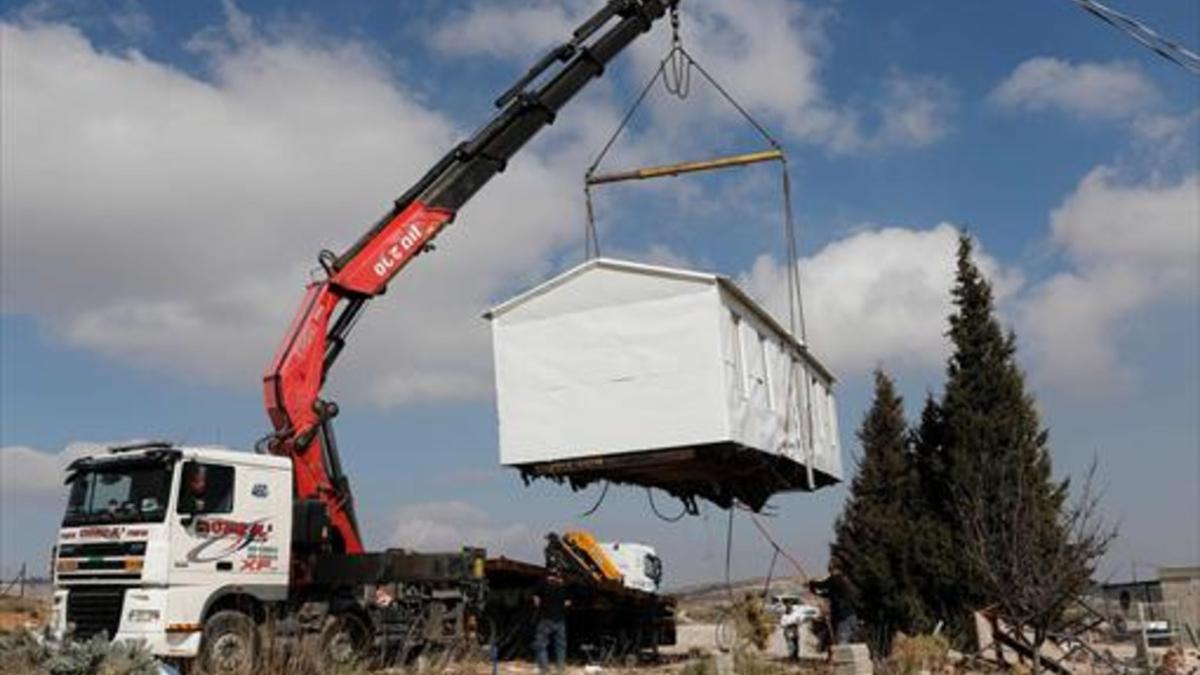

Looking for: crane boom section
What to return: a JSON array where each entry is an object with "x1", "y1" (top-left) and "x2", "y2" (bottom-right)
[{"x1": 263, "y1": 0, "x2": 676, "y2": 555}]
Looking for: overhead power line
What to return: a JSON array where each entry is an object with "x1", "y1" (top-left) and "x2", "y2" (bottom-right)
[{"x1": 1066, "y1": 0, "x2": 1200, "y2": 75}]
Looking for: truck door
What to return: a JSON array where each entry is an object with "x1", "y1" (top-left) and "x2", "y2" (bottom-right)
[{"x1": 168, "y1": 461, "x2": 287, "y2": 585}]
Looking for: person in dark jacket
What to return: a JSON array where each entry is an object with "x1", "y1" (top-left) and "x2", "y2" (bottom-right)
[
  {"x1": 809, "y1": 561, "x2": 859, "y2": 646},
  {"x1": 178, "y1": 464, "x2": 209, "y2": 513},
  {"x1": 532, "y1": 569, "x2": 571, "y2": 674}
]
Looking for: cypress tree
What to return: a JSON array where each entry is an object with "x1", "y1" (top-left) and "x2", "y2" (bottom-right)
[
  {"x1": 908, "y1": 395, "x2": 957, "y2": 629},
  {"x1": 934, "y1": 233, "x2": 1108, "y2": 665},
  {"x1": 831, "y1": 369, "x2": 925, "y2": 652}
]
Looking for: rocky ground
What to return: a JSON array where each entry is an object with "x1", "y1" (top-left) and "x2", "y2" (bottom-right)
[{"x1": 6, "y1": 580, "x2": 1193, "y2": 675}]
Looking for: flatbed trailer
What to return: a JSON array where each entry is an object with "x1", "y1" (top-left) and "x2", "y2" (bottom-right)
[{"x1": 485, "y1": 557, "x2": 676, "y2": 660}]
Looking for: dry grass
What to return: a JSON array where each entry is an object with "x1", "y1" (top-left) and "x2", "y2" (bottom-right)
[
  {"x1": 0, "y1": 594, "x2": 49, "y2": 633},
  {"x1": 883, "y1": 633, "x2": 951, "y2": 675},
  {"x1": 729, "y1": 594, "x2": 777, "y2": 652},
  {"x1": 676, "y1": 647, "x2": 818, "y2": 675},
  {"x1": 0, "y1": 623, "x2": 729, "y2": 675}
]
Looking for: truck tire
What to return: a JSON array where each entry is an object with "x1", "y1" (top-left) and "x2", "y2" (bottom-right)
[
  {"x1": 320, "y1": 613, "x2": 371, "y2": 669},
  {"x1": 474, "y1": 613, "x2": 498, "y2": 657},
  {"x1": 200, "y1": 610, "x2": 259, "y2": 675},
  {"x1": 715, "y1": 614, "x2": 737, "y2": 653}
]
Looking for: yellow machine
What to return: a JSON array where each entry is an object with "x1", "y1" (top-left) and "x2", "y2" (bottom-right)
[{"x1": 547, "y1": 530, "x2": 624, "y2": 585}]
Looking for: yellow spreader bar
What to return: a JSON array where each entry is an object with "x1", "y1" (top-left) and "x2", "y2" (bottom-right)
[{"x1": 586, "y1": 148, "x2": 784, "y2": 186}]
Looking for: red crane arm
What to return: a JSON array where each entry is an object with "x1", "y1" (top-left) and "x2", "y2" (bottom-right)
[{"x1": 261, "y1": 0, "x2": 676, "y2": 555}]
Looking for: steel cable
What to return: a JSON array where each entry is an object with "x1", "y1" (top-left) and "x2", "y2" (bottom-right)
[
  {"x1": 646, "y1": 487, "x2": 690, "y2": 522},
  {"x1": 579, "y1": 480, "x2": 611, "y2": 517},
  {"x1": 1067, "y1": 0, "x2": 1200, "y2": 75}
]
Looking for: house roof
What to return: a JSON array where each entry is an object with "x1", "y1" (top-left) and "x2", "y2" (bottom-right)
[{"x1": 485, "y1": 257, "x2": 835, "y2": 382}]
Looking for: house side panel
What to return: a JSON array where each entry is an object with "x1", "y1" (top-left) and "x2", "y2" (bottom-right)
[
  {"x1": 494, "y1": 289, "x2": 727, "y2": 465},
  {"x1": 718, "y1": 289, "x2": 843, "y2": 482}
]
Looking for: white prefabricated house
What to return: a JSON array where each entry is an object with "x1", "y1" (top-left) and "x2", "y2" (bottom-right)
[{"x1": 486, "y1": 258, "x2": 842, "y2": 510}]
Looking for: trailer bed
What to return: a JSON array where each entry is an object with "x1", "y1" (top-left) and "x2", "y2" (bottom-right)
[{"x1": 485, "y1": 557, "x2": 675, "y2": 659}]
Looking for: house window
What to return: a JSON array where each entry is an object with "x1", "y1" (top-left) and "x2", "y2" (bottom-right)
[
  {"x1": 731, "y1": 312, "x2": 747, "y2": 397},
  {"x1": 760, "y1": 335, "x2": 774, "y2": 410},
  {"x1": 811, "y1": 377, "x2": 825, "y2": 446},
  {"x1": 741, "y1": 321, "x2": 766, "y2": 400}
]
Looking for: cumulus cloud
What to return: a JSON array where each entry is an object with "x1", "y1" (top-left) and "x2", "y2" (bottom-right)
[
  {"x1": 1130, "y1": 108, "x2": 1200, "y2": 169},
  {"x1": 736, "y1": 170, "x2": 1197, "y2": 391},
  {"x1": 1050, "y1": 169, "x2": 1199, "y2": 275},
  {"x1": 832, "y1": 72, "x2": 958, "y2": 153},
  {"x1": 1132, "y1": 109, "x2": 1200, "y2": 145},
  {"x1": 428, "y1": 1, "x2": 575, "y2": 61},
  {"x1": 427, "y1": 0, "x2": 955, "y2": 155},
  {"x1": 1019, "y1": 168, "x2": 1199, "y2": 390},
  {"x1": 11, "y1": 0, "x2": 154, "y2": 41},
  {"x1": 740, "y1": 224, "x2": 1021, "y2": 376},
  {"x1": 390, "y1": 501, "x2": 536, "y2": 559},
  {"x1": 874, "y1": 73, "x2": 957, "y2": 149},
  {"x1": 991, "y1": 57, "x2": 1158, "y2": 120},
  {"x1": 110, "y1": 1, "x2": 153, "y2": 40},
  {"x1": 0, "y1": 442, "x2": 105, "y2": 502},
  {"x1": 0, "y1": 10, "x2": 605, "y2": 406}
]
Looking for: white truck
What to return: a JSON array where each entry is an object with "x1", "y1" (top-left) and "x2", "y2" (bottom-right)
[
  {"x1": 49, "y1": 443, "x2": 675, "y2": 669},
  {"x1": 49, "y1": 442, "x2": 487, "y2": 671},
  {"x1": 600, "y1": 542, "x2": 663, "y2": 594}
]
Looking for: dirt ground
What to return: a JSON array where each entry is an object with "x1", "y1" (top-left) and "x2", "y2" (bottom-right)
[
  {"x1": 0, "y1": 592, "x2": 49, "y2": 634},
  {"x1": 13, "y1": 581, "x2": 1186, "y2": 675}
]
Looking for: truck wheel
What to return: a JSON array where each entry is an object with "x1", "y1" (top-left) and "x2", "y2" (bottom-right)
[
  {"x1": 320, "y1": 613, "x2": 371, "y2": 669},
  {"x1": 200, "y1": 610, "x2": 259, "y2": 675},
  {"x1": 715, "y1": 614, "x2": 737, "y2": 653}
]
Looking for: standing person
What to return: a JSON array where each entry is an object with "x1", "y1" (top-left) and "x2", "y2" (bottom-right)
[
  {"x1": 809, "y1": 562, "x2": 859, "y2": 646},
  {"x1": 532, "y1": 569, "x2": 571, "y2": 674},
  {"x1": 779, "y1": 599, "x2": 804, "y2": 660}
]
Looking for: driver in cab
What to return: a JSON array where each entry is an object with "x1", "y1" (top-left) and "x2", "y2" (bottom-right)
[{"x1": 179, "y1": 464, "x2": 209, "y2": 513}]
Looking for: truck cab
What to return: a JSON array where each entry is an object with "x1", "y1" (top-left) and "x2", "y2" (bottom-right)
[
  {"x1": 49, "y1": 442, "x2": 292, "y2": 660},
  {"x1": 598, "y1": 541, "x2": 663, "y2": 594}
]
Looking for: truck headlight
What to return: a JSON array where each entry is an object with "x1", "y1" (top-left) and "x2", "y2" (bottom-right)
[{"x1": 127, "y1": 609, "x2": 160, "y2": 623}]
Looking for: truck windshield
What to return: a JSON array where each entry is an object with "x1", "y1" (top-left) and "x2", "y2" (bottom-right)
[{"x1": 63, "y1": 462, "x2": 173, "y2": 526}]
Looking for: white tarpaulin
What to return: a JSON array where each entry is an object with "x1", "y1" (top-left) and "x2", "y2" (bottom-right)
[{"x1": 487, "y1": 258, "x2": 842, "y2": 508}]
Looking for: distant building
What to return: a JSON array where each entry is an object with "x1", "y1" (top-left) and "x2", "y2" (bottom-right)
[
  {"x1": 1094, "y1": 566, "x2": 1200, "y2": 645},
  {"x1": 1159, "y1": 566, "x2": 1200, "y2": 637}
]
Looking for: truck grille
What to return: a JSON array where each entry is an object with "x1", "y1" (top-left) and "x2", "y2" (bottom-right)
[
  {"x1": 58, "y1": 541, "x2": 147, "y2": 557},
  {"x1": 67, "y1": 586, "x2": 125, "y2": 641}
]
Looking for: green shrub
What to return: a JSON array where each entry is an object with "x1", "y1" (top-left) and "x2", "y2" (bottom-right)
[
  {"x1": 0, "y1": 630, "x2": 49, "y2": 674},
  {"x1": 0, "y1": 631, "x2": 158, "y2": 675}
]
